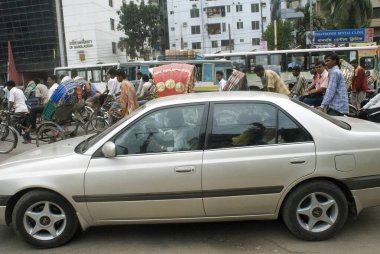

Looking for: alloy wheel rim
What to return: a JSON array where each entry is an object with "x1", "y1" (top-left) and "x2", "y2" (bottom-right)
[
  {"x1": 296, "y1": 192, "x2": 339, "y2": 233},
  {"x1": 23, "y1": 201, "x2": 67, "y2": 241}
]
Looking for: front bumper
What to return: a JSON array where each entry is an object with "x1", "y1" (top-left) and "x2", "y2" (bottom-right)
[{"x1": 0, "y1": 206, "x2": 6, "y2": 225}]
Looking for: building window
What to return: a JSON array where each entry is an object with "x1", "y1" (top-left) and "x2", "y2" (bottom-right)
[
  {"x1": 192, "y1": 42, "x2": 201, "y2": 49},
  {"x1": 112, "y1": 42, "x2": 116, "y2": 54},
  {"x1": 237, "y1": 22, "x2": 243, "y2": 29},
  {"x1": 221, "y1": 39, "x2": 234, "y2": 51},
  {"x1": 183, "y1": 42, "x2": 188, "y2": 48},
  {"x1": 252, "y1": 21, "x2": 260, "y2": 30},
  {"x1": 251, "y1": 3, "x2": 259, "y2": 12},
  {"x1": 171, "y1": 27, "x2": 175, "y2": 31},
  {"x1": 222, "y1": 23, "x2": 226, "y2": 32},
  {"x1": 374, "y1": 7, "x2": 380, "y2": 19},
  {"x1": 208, "y1": 24, "x2": 221, "y2": 35},
  {"x1": 172, "y1": 43, "x2": 176, "y2": 47},
  {"x1": 227, "y1": 5, "x2": 230, "y2": 13},
  {"x1": 170, "y1": 11, "x2": 174, "y2": 14},
  {"x1": 191, "y1": 25, "x2": 201, "y2": 34},
  {"x1": 252, "y1": 38, "x2": 260, "y2": 45},
  {"x1": 212, "y1": 40, "x2": 218, "y2": 48},
  {"x1": 240, "y1": 39, "x2": 244, "y2": 42},
  {"x1": 236, "y1": 4, "x2": 242, "y2": 12},
  {"x1": 109, "y1": 0, "x2": 113, "y2": 7},
  {"x1": 190, "y1": 8, "x2": 200, "y2": 18},
  {"x1": 110, "y1": 18, "x2": 115, "y2": 30}
]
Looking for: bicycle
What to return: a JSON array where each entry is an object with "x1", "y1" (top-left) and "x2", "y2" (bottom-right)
[
  {"x1": 0, "y1": 110, "x2": 19, "y2": 153},
  {"x1": 36, "y1": 104, "x2": 95, "y2": 147}
]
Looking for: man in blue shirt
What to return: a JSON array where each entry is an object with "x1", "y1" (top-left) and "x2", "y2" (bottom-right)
[{"x1": 319, "y1": 53, "x2": 349, "y2": 116}]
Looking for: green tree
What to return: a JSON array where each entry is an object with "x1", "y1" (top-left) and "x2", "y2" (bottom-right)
[
  {"x1": 262, "y1": 20, "x2": 294, "y2": 50},
  {"x1": 117, "y1": 0, "x2": 161, "y2": 60},
  {"x1": 293, "y1": 3, "x2": 325, "y2": 48},
  {"x1": 320, "y1": 0, "x2": 372, "y2": 29}
]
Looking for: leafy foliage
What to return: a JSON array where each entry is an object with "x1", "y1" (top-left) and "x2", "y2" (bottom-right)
[
  {"x1": 117, "y1": 0, "x2": 161, "y2": 60},
  {"x1": 319, "y1": 0, "x2": 372, "y2": 29},
  {"x1": 262, "y1": 20, "x2": 294, "y2": 50}
]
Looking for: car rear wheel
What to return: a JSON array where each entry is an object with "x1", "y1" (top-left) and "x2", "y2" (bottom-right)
[
  {"x1": 282, "y1": 181, "x2": 348, "y2": 241},
  {"x1": 12, "y1": 190, "x2": 79, "y2": 248}
]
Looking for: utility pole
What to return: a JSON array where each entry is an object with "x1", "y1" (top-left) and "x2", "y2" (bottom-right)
[
  {"x1": 274, "y1": 20, "x2": 278, "y2": 50},
  {"x1": 228, "y1": 24, "x2": 232, "y2": 53},
  {"x1": 309, "y1": 0, "x2": 314, "y2": 48}
]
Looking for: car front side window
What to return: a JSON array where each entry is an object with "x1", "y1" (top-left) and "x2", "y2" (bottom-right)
[{"x1": 114, "y1": 104, "x2": 205, "y2": 155}]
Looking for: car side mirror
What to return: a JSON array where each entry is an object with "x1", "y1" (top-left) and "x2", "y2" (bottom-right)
[{"x1": 102, "y1": 141, "x2": 116, "y2": 158}]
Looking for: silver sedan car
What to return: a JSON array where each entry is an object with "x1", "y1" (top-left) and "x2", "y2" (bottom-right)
[{"x1": 1, "y1": 92, "x2": 380, "y2": 248}]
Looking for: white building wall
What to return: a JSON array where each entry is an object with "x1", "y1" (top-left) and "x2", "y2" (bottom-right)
[
  {"x1": 61, "y1": 0, "x2": 128, "y2": 66},
  {"x1": 167, "y1": 0, "x2": 271, "y2": 54}
]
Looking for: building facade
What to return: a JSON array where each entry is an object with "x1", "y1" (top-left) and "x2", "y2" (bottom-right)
[
  {"x1": 0, "y1": 0, "x2": 137, "y2": 84},
  {"x1": 167, "y1": 0, "x2": 271, "y2": 54},
  {"x1": 0, "y1": 0, "x2": 65, "y2": 84},
  {"x1": 371, "y1": 0, "x2": 380, "y2": 44}
]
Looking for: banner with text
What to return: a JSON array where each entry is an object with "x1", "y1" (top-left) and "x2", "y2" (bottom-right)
[{"x1": 313, "y1": 29, "x2": 373, "y2": 45}]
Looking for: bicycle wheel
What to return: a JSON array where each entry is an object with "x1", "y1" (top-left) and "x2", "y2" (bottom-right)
[
  {"x1": 36, "y1": 125, "x2": 65, "y2": 147},
  {"x1": 85, "y1": 116, "x2": 109, "y2": 134},
  {"x1": 0, "y1": 124, "x2": 18, "y2": 154}
]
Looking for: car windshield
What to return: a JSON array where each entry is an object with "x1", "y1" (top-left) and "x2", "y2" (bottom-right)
[
  {"x1": 291, "y1": 99, "x2": 351, "y2": 130},
  {"x1": 75, "y1": 104, "x2": 146, "y2": 154}
]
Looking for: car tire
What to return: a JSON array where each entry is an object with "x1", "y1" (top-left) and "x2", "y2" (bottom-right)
[
  {"x1": 281, "y1": 180, "x2": 348, "y2": 241},
  {"x1": 12, "y1": 190, "x2": 79, "y2": 248}
]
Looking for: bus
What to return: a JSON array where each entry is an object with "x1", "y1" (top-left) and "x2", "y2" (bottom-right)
[
  {"x1": 54, "y1": 60, "x2": 233, "y2": 93},
  {"x1": 204, "y1": 46, "x2": 379, "y2": 88}
]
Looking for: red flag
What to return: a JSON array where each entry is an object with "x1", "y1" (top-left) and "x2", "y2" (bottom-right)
[{"x1": 7, "y1": 41, "x2": 21, "y2": 84}]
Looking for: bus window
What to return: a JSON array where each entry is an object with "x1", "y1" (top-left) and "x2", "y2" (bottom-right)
[
  {"x1": 76, "y1": 69, "x2": 86, "y2": 79},
  {"x1": 56, "y1": 70, "x2": 69, "y2": 80},
  {"x1": 287, "y1": 53, "x2": 308, "y2": 71},
  {"x1": 203, "y1": 63, "x2": 214, "y2": 82},
  {"x1": 311, "y1": 52, "x2": 328, "y2": 66},
  {"x1": 360, "y1": 57, "x2": 374, "y2": 70},
  {"x1": 270, "y1": 53, "x2": 286, "y2": 71},
  {"x1": 335, "y1": 50, "x2": 351, "y2": 62},
  {"x1": 248, "y1": 55, "x2": 268, "y2": 71},
  {"x1": 140, "y1": 66, "x2": 150, "y2": 76},
  {"x1": 229, "y1": 56, "x2": 247, "y2": 72},
  {"x1": 87, "y1": 70, "x2": 93, "y2": 82},
  {"x1": 194, "y1": 64, "x2": 203, "y2": 81},
  {"x1": 101, "y1": 69, "x2": 107, "y2": 82},
  {"x1": 92, "y1": 69, "x2": 102, "y2": 82}
]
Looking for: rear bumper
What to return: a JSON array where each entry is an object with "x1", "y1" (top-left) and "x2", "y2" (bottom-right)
[
  {"x1": 352, "y1": 187, "x2": 380, "y2": 214},
  {"x1": 0, "y1": 206, "x2": 6, "y2": 225}
]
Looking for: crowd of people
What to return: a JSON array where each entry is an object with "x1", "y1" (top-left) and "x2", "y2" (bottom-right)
[
  {"x1": 1, "y1": 54, "x2": 379, "y2": 146},
  {"x1": 253, "y1": 52, "x2": 379, "y2": 120}
]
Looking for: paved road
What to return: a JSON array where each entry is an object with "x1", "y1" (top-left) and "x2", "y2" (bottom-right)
[{"x1": 1, "y1": 139, "x2": 380, "y2": 253}]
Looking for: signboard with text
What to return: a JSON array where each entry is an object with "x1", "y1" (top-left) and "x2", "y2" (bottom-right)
[{"x1": 313, "y1": 29, "x2": 372, "y2": 45}]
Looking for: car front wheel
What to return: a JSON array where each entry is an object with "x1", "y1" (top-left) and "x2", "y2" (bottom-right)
[
  {"x1": 12, "y1": 190, "x2": 79, "y2": 248},
  {"x1": 282, "y1": 180, "x2": 348, "y2": 241}
]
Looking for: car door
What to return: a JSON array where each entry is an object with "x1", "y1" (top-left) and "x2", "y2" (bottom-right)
[
  {"x1": 84, "y1": 104, "x2": 207, "y2": 221},
  {"x1": 202, "y1": 102, "x2": 316, "y2": 216}
]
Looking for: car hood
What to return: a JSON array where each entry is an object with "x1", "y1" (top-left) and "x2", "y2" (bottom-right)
[
  {"x1": 337, "y1": 116, "x2": 380, "y2": 132},
  {"x1": 0, "y1": 135, "x2": 88, "y2": 168}
]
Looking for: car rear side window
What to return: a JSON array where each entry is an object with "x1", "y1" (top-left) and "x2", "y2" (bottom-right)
[{"x1": 207, "y1": 102, "x2": 312, "y2": 149}]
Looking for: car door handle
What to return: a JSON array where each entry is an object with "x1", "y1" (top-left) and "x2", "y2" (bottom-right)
[
  {"x1": 290, "y1": 158, "x2": 307, "y2": 165},
  {"x1": 175, "y1": 166, "x2": 195, "y2": 173}
]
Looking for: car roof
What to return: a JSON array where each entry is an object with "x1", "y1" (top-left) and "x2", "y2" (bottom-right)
[{"x1": 145, "y1": 91, "x2": 290, "y2": 108}]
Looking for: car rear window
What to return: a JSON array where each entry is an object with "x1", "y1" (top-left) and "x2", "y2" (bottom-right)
[{"x1": 291, "y1": 99, "x2": 351, "y2": 130}]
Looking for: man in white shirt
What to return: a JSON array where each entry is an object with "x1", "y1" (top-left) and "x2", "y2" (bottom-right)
[
  {"x1": 47, "y1": 74, "x2": 59, "y2": 98},
  {"x1": 216, "y1": 71, "x2": 227, "y2": 91},
  {"x1": 105, "y1": 68, "x2": 120, "y2": 102},
  {"x1": 6, "y1": 80, "x2": 28, "y2": 113},
  {"x1": 6, "y1": 80, "x2": 31, "y2": 143},
  {"x1": 29, "y1": 78, "x2": 49, "y2": 130}
]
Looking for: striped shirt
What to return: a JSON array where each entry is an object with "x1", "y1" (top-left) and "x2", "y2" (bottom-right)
[{"x1": 321, "y1": 66, "x2": 349, "y2": 114}]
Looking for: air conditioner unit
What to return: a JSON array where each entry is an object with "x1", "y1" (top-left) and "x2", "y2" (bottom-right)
[{"x1": 183, "y1": 22, "x2": 187, "y2": 27}]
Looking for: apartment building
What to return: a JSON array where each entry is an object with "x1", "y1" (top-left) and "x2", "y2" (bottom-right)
[{"x1": 167, "y1": 0, "x2": 271, "y2": 54}]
